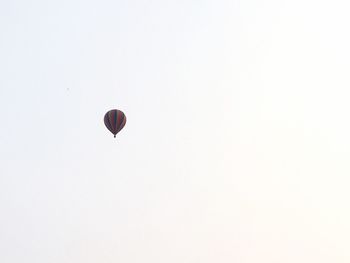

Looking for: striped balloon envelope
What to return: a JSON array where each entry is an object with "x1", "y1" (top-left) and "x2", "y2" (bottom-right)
[{"x1": 104, "y1": 109, "x2": 127, "y2": 138}]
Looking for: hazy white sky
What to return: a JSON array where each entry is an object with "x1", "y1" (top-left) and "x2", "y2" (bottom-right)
[{"x1": 1, "y1": 0, "x2": 350, "y2": 262}]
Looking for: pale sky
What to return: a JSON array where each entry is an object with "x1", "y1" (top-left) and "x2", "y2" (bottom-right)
[{"x1": 1, "y1": 0, "x2": 350, "y2": 262}]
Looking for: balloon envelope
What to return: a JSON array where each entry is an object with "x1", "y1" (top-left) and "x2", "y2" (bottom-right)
[{"x1": 104, "y1": 109, "x2": 126, "y2": 137}]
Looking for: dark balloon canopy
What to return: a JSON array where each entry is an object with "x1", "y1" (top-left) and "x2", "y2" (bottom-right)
[{"x1": 104, "y1": 109, "x2": 126, "y2": 137}]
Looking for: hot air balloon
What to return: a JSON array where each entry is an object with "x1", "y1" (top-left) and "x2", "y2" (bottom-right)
[{"x1": 104, "y1": 109, "x2": 126, "y2": 138}]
